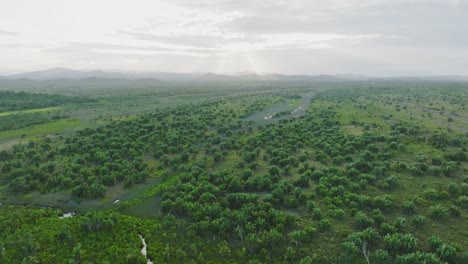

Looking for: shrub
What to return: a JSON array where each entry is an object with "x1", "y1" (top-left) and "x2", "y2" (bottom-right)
[
  {"x1": 332, "y1": 209, "x2": 345, "y2": 219},
  {"x1": 372, "y1": 195, "x2": 395, "y2": 211},
  {"x1": 428, "y1": 235, "x2": 444, "y2": 251},
  {"x1": 395, "y1": 252, "x2": 442, "y2": 264},
  {"x1": 448, "y1": 205, "x2": 461, "y2": 217},
  {"x1": 384, "y1": 233, "x2": 418, "y2": 254},
  {"x1": 447, "y1": 183, "x2": 460, "y2": 196},
  {"x1": 401, "y1": 201, "x2": 415, "y2": 215},
  {"x1": 393, "y1": 217, "x2": 407, "y2": 230},
  {"x1": 428, "y1": 204, "x2": 448, "y2": 219},
  {"x1": 436, "y1": 243, "x2": 458, "y2": 262},
  {"x1": 294, "y1": 174, "x2": 310, "y2": 187},
  {"x1": 354, "y1": 212, "x2": 374, "y2": 230},
  {"x1": 316, "y1": 219, "x2": 332, "y2": 231},
  {"x1": 455, "y1": 196, "x2": 468, "y2": 209},
  {"x1": 380, "y1": 222, "x2": 397, "y2": 234},
  {"x1": 424, "y1": 188, "x2": 449, "y2": 200},
  {"x1": 372, "y1": 209, "x2": 385, "y2": 224},
  {"x1": 378, "y1": 175, "x2": 399, "y2": 190},
  {"x1": 428, "y1": 236, "x2": 459, "y2": 263},
  {"x1": 371, "y1": 249, "x2": 391, "y2": 264},
  {"x1": 312, "y1": 208, "x2": 322, "y2": 220},
  {"x1": 410, "y1": 215, "x2": 427, "y2": 228}
]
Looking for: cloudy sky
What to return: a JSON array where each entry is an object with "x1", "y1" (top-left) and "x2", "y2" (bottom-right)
[{"x1": 1, "y1": 0, "x2": 467, "y2": 75}]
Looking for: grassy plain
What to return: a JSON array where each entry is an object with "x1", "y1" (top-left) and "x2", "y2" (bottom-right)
[
  {"x1": 0, "y1": 106, "x2": 62, "y2": 116},
  {"x1": 0, "y1": 79, "x2": 466, "y2": 263}
]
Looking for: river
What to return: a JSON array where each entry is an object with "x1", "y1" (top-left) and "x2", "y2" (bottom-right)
[{"x1": 241, "y1": 90, "x2": 316, "y2": 123}]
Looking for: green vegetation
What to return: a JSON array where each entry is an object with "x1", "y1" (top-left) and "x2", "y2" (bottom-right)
[
  {"x1": 0, "y1": 91, "x2": 97, "y2": 142},
  {"x1": 0, "y1": 91, "x2": 96, "y2": 112},
  {"x1": 0, "y1": 113, "x2": 50, "y2": 131},
  {"x1": 0, "y1": 81, "x2": 466, "y2": 263},
  {"x1": 0, "y1": 106, "x2": 62, "y2": 117},
  {"x1": 288, "y1": 99, "x2": 301, "y2": 107},
  {"x1": 0, "y1": 119, "x2": 83, "y2": 140}
]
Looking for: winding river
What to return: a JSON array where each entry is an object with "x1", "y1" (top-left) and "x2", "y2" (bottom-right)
[{"x1": 242, "y1": 90, "x2": 316, "y2": 123}]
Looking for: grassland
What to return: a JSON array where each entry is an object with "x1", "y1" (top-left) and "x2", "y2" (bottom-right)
[
  {"x1": 0, "y1": 106, "x2": 62, "y2": 116},
  {"x1": 0, "y1": 119, "x2": 85, "y2": 140},
  {"x1": 0, "y1": 80, "x2": 466, "y2": 263}
]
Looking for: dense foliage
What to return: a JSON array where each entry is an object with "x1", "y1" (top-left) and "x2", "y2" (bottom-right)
[
  {"x1": 0, "y1": 84, "x2": 466, "y2": 263},
  {"x1": 0, "y1": 93, "x2": 283, "y2": 198},
  {"x1": 0, "y1": 91, "x2": 97, "y2": 112},
  {"x1": 0, "y1": 113, "x2": 51, "y2": 131}
]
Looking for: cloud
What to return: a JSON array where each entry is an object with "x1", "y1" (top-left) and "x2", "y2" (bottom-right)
[
  {"x1": 0, "y1": 0, "x2": 467, "y2": 75},
  {"x1": 0, "y1": 29, "x2": 18, "y2": 36},
  {"x1": 114, "y1": 3, "x2": 383, "y2": 56},
  {"x1": 115, "y1": 30, "x2": 379, "y2": 55},
  {"x1": 118, "y1": 31, "x2": 235, "y2": 49},
  {"x1": 48, "y1": 41, "x2": 225, "y2": 57}
]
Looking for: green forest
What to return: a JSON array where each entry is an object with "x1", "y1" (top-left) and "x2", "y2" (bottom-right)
[{"x1": 0, "y1": 81, "x2": 466, "y2": 263}]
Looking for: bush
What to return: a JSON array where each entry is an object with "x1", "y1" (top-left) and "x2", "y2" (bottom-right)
[
  {"x1": 331, "y1": 209, "x2": 345, "y2": 219},
  {"x1": 372, "y1": 195, "x2": 395, "y2": 211},
  {"x1": 384, "y1": 233, "x2": 418, "y2": 255},
  {"x1": 428, "y1": 236, "x2": 459, "y2": 263},
  {"x1": 294, "y1": 174, "x2": 310, "y2": 187},
  {"x1": 428, "y1": 204, "x2": 448, "y2": 219},
  {"x1": 395, "y1": 252, "x2": 442, "y2": 264},
  {"x1": 312, "y1": 208, "x2": 323, "y2": 220},
  {"x1": 424, "y1": 188, "x2": 449, "y2": 200},
  {"x1": 436, "y1": 243, "x2": 458, "y2": 262},
  {"x1": 455, "y1": 195, "x2": 468, "y2": 209},
  {"x1": 378, "y1": 175, "x2": 399, "y2": 190},
  {"x1": 316, "y1": 219, "x2": 332, "y2": 231},
  {"x1": 428, "y1": 235, "x2": 444, "y2": 251},
  {"x1": 372, "y1": 209, "x2": 385, "y2": 224},
  {"x1": 401, "y1": 201, "x2": 415, "y2": 215},
  {"x1": 380, "y1": 222, "x2": 397, "y2": 234},
  {"x1": 410, "y1": 215, "x2": 427, "y2": 228},
  {"x1": 447, "y1": 183, "x2": 460, "y2": 196},
  {"x1": 370, "y1": 249, "x2": 391, "y2": 263},
  {"x1": 354, "y1": 212, "x2": 374, "y2": 230},
  {"x1": 448, "y1": 205, "x2": 461, "y2": 217},
  {"x1": 393, "y1": 217, "x2": 407, "y2": 230}
]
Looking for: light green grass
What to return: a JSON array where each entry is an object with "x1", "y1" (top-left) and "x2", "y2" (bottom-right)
[
  {"x1": 0, "y1": 119, "x2": 83, "y2": 140},
  {"x1": 288, "y1": 99, "x2": 301, "y2": 106},
  {"x1": 343, "y1": 125, "x2": 364, "y2": 136},
  {"x1": 0, "y1": 106, "x2": 62, "y2": 116}
]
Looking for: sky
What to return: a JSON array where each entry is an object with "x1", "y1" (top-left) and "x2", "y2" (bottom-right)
[{"x1": 0, "y1": 0, "x2": 467, "y2": 76}]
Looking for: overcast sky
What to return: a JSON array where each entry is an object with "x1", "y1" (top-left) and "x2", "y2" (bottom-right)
[{"x1": 1, "y1": 0, "x2": 467, "y2": 75}]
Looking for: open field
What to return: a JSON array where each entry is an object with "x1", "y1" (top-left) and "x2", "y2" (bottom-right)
[
  {"x1": 0, "y1": 119, "x2": 85, "y2": 140},
  {"x1": 0, "y1": 106, "x2": 62, "y2": 116}
]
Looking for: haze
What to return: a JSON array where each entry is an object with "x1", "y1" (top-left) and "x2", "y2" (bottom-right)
[{"x1": 1, "y1": 0, "x2": 467, "y2": 76}]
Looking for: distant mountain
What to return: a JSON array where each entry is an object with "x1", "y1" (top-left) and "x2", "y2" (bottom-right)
[
  {"x1": 1, "y1": 68, "x2": 373, "y2": 81},
  {"x1": 0, "y1": 77, "x2": 165, "y2": 94},
  {"x1": 3, "y1": 69, "x2": 234, "y2": 81},
  {"x1": 387, "y1": 75, "x2": 468, "y2": 82},
  {"x1": 139, "y1": 72, "x2": 236, "y2": 81},
  {"x1": 236, "y1": 71, "x2": 258, "y2": 76},
  {"x1": 5, "y1": 68, "x2": 136, "y2": 80},
  {"x1": 232, "y1": 73, "x2": 374, "y2": 81},
  {"x1": 2, "y1": 68, "x2": 467, "y2": 82},
  {"x1": 333, "y1": 74, "x2": 375, "y2": 80}
]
